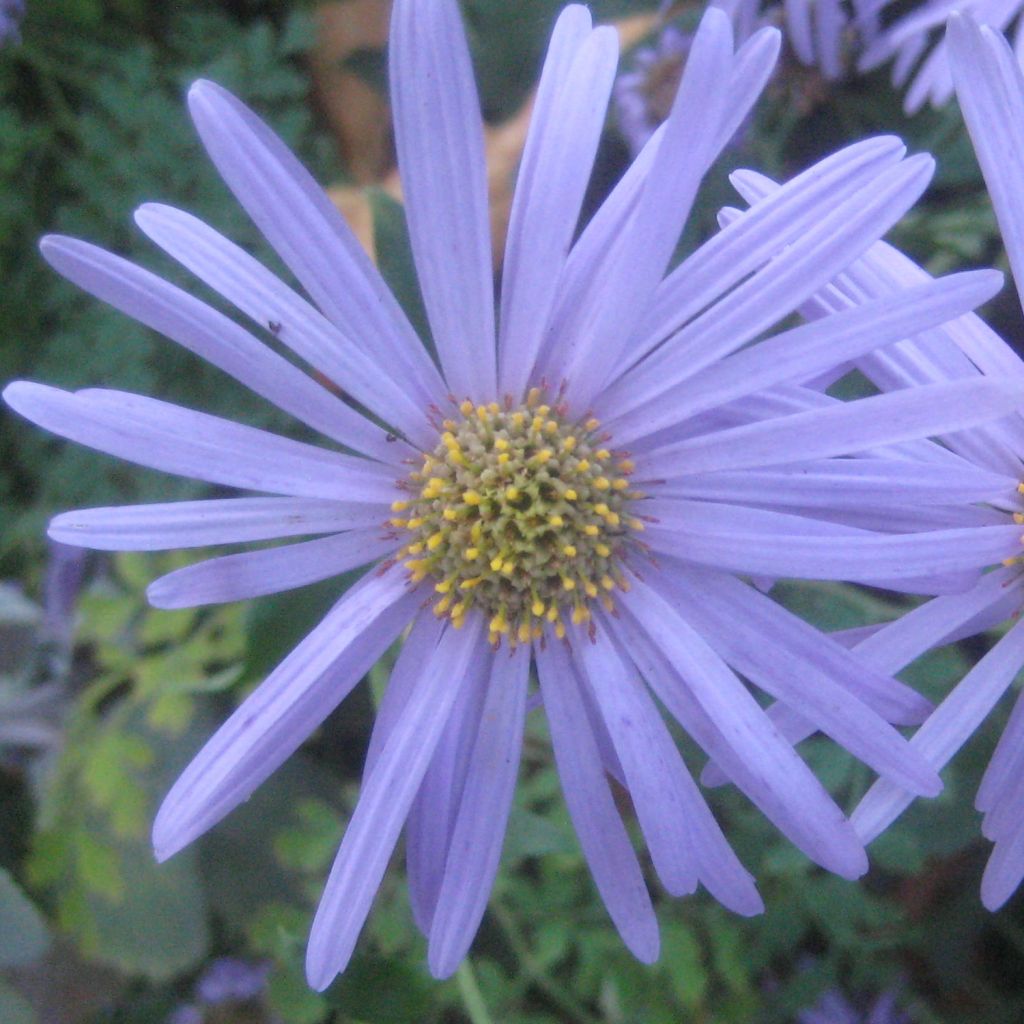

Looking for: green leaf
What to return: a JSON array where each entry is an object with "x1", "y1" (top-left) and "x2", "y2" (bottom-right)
[{"x1": 0, "y1": 868, "x2": 49, "y2": 967}]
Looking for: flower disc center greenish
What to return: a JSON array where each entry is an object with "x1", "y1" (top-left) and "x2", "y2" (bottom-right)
[{"x1": 391, "y1": 389, "x2": 643, "y2": 646}]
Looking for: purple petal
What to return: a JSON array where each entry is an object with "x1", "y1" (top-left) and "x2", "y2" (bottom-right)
[
  {"x1": 637, "y1": 378, "x2": 1024, "y2": 478},
  {"x1": 623, "y1": 137, "x2": 906, "y2": 379},
  {"x1": 950, "y1": 15, "x2": 1024, "y2": 313},
  {"x1": 853, "y1": 615, "x2": 1024, "y2": 844},
  {"x1": 498, "y1": 13, "x2": 618, "y2": 399},
  {"x1": 614, "y1": 269, "x2": 1001, "y2": 429},
  {"x1": 536, "y1": 639, "x2": 660, "y2": 963},
  {"x1": 559, "y1": 7, "x2": 737, "y2": 408},
  {"x1": 39, "y1": 235, "x2": 398, "y2": 462},
  {"x1": 47, "y1": 497, "x2": 385, "y2": 551},
  {"x1": 389, "y1": 0, "x2": 496, "y2": 399},
  {"x1": 622, "y1": 577, "x2": 867, "y2": 877},
  {"x1": 575, "y1": 629, "x2": 699, "y2": 897},
  {"x1": 654, "y1": 566, "x2": 941, "y2": 795},
  {"x1": 146, "y1": 530, "x2": 398, "y2": 608},
  {"x1": 612, "y1": 602, "x2": 866, "y2": 876},
  {"x1": 153, "y1": 566, "x2": 419, "y2": 860},
  {"x1": 660, "y1": 457, "x2": 1012, "y2": 510},
  {"x1": 305, "y1": 616, "x2": 485, "y2": 990},
  {"x1": 406, "y1": 640, "x2": 490, "y2": 933},
  {"x1": 428, "y1": 644, "x2": 530, "y2": 977},
  {"x1": 982, "y1": 820, "x2": 1024, "y2": 910},
  {"x1": 133, "y1": 205, "x2": 433, "y2": 450},
  {"x1": 186, "y1": 80, "x2": 445, "y2": 410},
  {"x1": 603, "y1": 156, "x2": 937, "y2": 441},
  {"x1": 4, "y1": 383, "x2": 400, "y2": 504}
]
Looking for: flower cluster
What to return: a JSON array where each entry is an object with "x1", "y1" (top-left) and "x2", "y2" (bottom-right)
[{"x1": 7, "y1": 0, "x2": 1024, "y2": 995}]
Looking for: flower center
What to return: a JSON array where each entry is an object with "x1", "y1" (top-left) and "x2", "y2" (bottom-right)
[{"x1": 391, "y1": 388, "x2": 643, "y2": 647}]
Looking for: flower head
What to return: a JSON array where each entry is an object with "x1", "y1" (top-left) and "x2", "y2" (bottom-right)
[
  {"x1": 800, "y1": 13, "x2": 1024, "y2": 914},
  {"x1": 4, "y1": 0, "x2": 1017, "y2": 989}
]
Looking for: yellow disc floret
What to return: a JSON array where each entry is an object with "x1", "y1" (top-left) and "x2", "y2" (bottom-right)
[{"x1": 392, "y1": 389, "x2": 642, "y2": 646}]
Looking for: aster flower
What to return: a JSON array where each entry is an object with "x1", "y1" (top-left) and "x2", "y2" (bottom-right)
[
  {"x1": 858, "y1": 0, "x2": 1024, "y2": 113},
  {"x1": 4, "y1": 0, "x2": 1019, "y2": 988},
  {"x1": 713, "y1": 12, "x2": 1024, "y2": 912},
  {"x1": 837, "y1": 13, "x2": 1024, "y2": 913}
]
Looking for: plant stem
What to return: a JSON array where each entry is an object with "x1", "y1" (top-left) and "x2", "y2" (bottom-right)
[{"x1": 455, "y1": 961, "x2": 494, "y2": 1024}]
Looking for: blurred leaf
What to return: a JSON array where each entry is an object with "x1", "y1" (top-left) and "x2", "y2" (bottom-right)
[{"x1": 0, "y1": 868, "x2": 49, "y2": 966}]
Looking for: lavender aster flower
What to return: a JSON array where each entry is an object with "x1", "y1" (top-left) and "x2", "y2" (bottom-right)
[
  {"x1": 832, "y1": 14, "x2": 1024, "y2": 913},
  {"x1": 858, "y1": 0, "x2": 1024, "y2": 113},
  {"x1": 4, "y1": 0, "x2": 1019, "y2": 988}
]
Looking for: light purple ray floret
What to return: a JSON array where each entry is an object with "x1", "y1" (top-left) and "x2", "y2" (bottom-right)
[
  {"x1": 4, "y1": 0, "x2": 1020, "y2": 990},
  {"x1": 858, "y1": 0, "x2": 1024, "y2": 114}
]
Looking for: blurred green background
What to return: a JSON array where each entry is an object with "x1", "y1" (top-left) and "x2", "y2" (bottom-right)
[{"x1": 2, "y1": 0, "x2": 1023, "y2": 1021}]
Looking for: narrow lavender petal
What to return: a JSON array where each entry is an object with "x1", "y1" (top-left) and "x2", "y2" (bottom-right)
[
  {"x1": 950, "y1": 15, "x2": 1024, "y2": 314},
  {"x1": 389, "y1": 0, "x2": 496, "y2": 400},
  {"x1": 603, "y1": 156, "x2": 937, "y2": 439},
  {"x1": 982, "y1": 820, "x2": 1024, "y2": 910},
  {"x1": 601, "y1": 619, "x2": 763, "y2": 915},
  {"x1": 855, "y1": 568, "x2": 1020, "y2": 675},
  {"x1": 498, "y1": 14, "x2": 618, "y2": 399},
  {"x1": 186, "y1": 80, "x2": 445, "y2": 410},
  {"x1": 672, "y1": 562, "x2": 932, "y2": 723},
  {"x1": 659, "y1": 458, "x2": 1012, "y2": 510},
  {"x1": 146, "y1": 531, "x2": 398, "y2": 609},
  {"x1": 534, "y1": 125, "x2": 664, "y2": 386},
  {"x1": 613, "y1": 601, "x2": 866, "y2": 875},
  {"x1": 576, "y1": 630, "x2": 699, "y2": 897},
  {"x1": 616, "y1": 270, "x2": 1001, "y2": 429},
  {"x1": 535, "y1": 640, "x2": 660, "y2": 963},
  {"x1": 621, "y1": 138, "x2": 906, "y2": 378},
  {"x1": 559, "y1": 8, "x2": 737, "y2": 408},
  {"x1": 710, "y1": 25, "x2": 781, "y2": 156},
  {"x1": 305, "y1": 617, "x2": 484, "y2": 990},
  {"x1": 731, "y1": 168, "x2": 1024, "y2": 391},
  {"x1": 364, "y1": 614, "x2": 446, "y2": 777},
  {"x1": 858, "y1": 0, "x2": 955, "y2": 70},
  {"x1": 133, "y1": 206, "x2": 432, "y2": 450},
  {"x1": 643, "y1": 516, "x2": 1019, "y2": 585},
  {"x1": 814, "y1": 0, "x2": 848, "y2": 80},
  {"x1": 623, "y1": 578, "x2": 867, "y2": 878},
  {"x1": 706, "y1": 569, "x2": 1020, "y2": 788},
  {"x1": 904, "y1": 38, "x2": 953, "y2": 115},
  {"x1": 785, "y1": 0, "x2": 816, "y2": 64},
  {"x1": 980, "y1": 759, "x2": 1024, "y2": 841},
  {"x1": 853, "y1": 616, "x2": 1024, "y2": 844},
  {"x1": 153, "y1": 566, "x2": 419, "y2": 860},
  {"x1": 38, "y1": 235, "x2": 396, "y2": 461},
  {"x1": 428, "y1": 645, "x2": 530, "y2": 978},
  {"x1": 579, "y1": 675, "x2": 629, "y2": 788},
  {"x1": 47, "y1": 498, "x2": 385, "y2": 551},
  {"x1": 654, "y1": 568, "x2": 941, "y2": 794},
  {"x1": 406, "y1": 639, "x2": 490, "y2": 933},
  {"x1": 978, "y1": 684, "x2": 1024, "y2": 813},
  {"x1": 638, "y1": 378, "x2": 1024, "y2": 479},
  {"x1": 4, "y1": 383, "x2": 400, "y2": 504}
]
